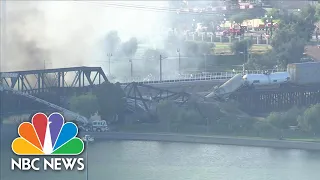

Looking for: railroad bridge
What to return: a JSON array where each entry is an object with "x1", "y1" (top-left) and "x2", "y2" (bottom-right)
[
  {"x1": 230, "y1": 85, "x2": 320, "y2": 113},
  {"x1": 2, "y1": 67, "x2": 320, "y2": 116},
  {"x1": 0, "y1": 67, "x2": 108, "y2": 116},
  {"x1": 0, "y1": 66, "x2": 108, "y2": 95}
]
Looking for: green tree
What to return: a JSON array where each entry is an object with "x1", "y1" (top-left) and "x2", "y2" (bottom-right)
[
  {"x1": 230, "y1": 12, "x2": 251, "y2": 25},
  {"x1": 298, "y1": 104, "x2": 320, "y2": 133},
  {"x1": 316, "y1": 4, "x2": 320, "y2": 20},
  {"x1": 156, "y1": 100, "x2": 183, "y2": 131},
  {"x1": 182, "y1": 41, "x2": 213, "y2": 56},
  {"x1": 244, "y1": 51, "x2": 277, "y2": 70},
  {"x1": 250, "y1": 5, "x2": 318, "y2": 69},
  {"x1": 94, "y1": 82, "x2": 126, "y2": 122},
  {"x1": 180, "y1": 109, "x2": 203, "y2": 125},
  {"x1": 262, "y1": 8, "x2": 280, "y2": 21},
  {"x1": 253, "y1": 120, "x2": 275, "y2": 135},
  {"x1": 230, "y1": 39, "x2": 253, "y2": 62},
  {"x1": 272, "y1": 31, "x2": 306, "y2": 67},
  {"x1": 266, "y1": 112, "x2": 285, "y2": 128},
  {"x1": 196, "y1": 102, "x2": 225, "y2": 123},
  {"x1": 266, "y1": 106, "x2": 303, "y2": 129},
  {"x1": 69, "y1": 93, "x2": 99, "y2": 118}
]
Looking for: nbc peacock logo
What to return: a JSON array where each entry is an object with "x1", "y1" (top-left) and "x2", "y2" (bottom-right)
[{"x1": 11, "y1": 112, "x2": 85, "y2": 171}]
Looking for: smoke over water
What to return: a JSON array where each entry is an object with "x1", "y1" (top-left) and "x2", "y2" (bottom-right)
[{"x1": 3, "y1": 1, "x2": 170, "y2": 78}]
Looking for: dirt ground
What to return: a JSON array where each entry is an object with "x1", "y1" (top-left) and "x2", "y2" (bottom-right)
[{"x1": 305, "y1": 45, "x2": 320, "y2": 61}]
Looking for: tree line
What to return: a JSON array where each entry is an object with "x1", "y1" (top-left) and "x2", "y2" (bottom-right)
[
  {"x1": 69, "y1": 88, "x2": 320, "y2": 138},
  {"x1": 244, "y1": 5, "x2": 320, "y2": 70}
]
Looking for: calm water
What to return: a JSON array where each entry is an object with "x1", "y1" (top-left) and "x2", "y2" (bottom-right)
[{"x1": 1, "y1": 140, "x2": 320, "y2": 180}]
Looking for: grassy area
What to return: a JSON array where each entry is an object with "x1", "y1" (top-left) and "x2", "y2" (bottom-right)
[
  {"x1": 116, "y1": 124, "x2": 320, "y2": 143},
  {"x1": 214, "y1": 42, "x2": 272, "y2": 54},
  {"x1": 287, "y1": 138, "x2": 320, "y2": 142}
]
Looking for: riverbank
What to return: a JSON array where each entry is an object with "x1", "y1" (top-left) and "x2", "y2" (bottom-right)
[
  {"x1": 81, "y1": 132, "x2": 320, "y2": 151},
  {"x1": 2, "y1": 124, "x2": 320, "y2": 151}
]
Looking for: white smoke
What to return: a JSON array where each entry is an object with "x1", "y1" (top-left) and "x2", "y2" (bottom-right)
[{"x1": 2, "y1": 1, "x2": 170, "y2": 78}]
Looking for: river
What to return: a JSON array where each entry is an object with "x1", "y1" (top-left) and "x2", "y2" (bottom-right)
[{"x1": 1, "y1": 140, "x2": 320, "y2": 180}]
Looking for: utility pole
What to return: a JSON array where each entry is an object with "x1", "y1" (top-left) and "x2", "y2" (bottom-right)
[
  {"x1": 204, "y1": 54, "x2": 207, "y2": 72},
  {"x1": 159, "y1": 55, "x2": 168, "y2": 81},
  {"x1": 84, "y1": 135, "x2": 92, "y2": 180},
  {"x1": 270, "y1": 16, "x2": 273, "y2": 37},
  {"x1": 129, "y1": 59, "x2": 133, "y2": 77},
  {"x1": 107, "y1": 53, "x2": 112, "y2": 75},
  {"x1": 159, "y1": 55, "x2": 162, "y2": 81},
  {"x1": 265, "y1": 15, "x2": 273, "y2": 37},
  {"x1": 86, "y1": 138, "x2": 89, "y2": 180},
  {"x1": 177, "y1": 48, "x2": 180, "y2": 74}
]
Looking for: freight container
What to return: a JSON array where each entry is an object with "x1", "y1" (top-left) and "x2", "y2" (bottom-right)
[{"x1": 287, "y1": 62, "x2": 320, "y2": 85}]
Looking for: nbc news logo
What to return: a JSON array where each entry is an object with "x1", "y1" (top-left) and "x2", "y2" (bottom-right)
[{"x1": 11, "y1": 113, "x2": 85, "y2": 171}]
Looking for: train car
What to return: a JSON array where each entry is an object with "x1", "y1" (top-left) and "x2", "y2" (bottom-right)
[
  {"x1": 243, "y1": 72, "x2": 290, "y2": 88},
  {"x1": 206, "y1": 74, "x2": 244, "y2": 98},
  {"x1": 287, "y1": 62, "x2": 320, "y2": 85}
]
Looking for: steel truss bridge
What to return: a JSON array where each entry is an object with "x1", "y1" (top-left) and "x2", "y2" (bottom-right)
[
  {"x1": 0, "y1": 67, "x2": 108, "y2": 94},
  {"x1": 123, "y1": 82, "x2": 191, "y2": 115},
  {"x1": 230, "y1": 85, "x2": 320, "y2": 113},
  {"x1": 0, "y1": 67, "x2": 108, "y2": 118},
  {"x1": 2, "y1": 67, "x2": 320, "y2": 116}
]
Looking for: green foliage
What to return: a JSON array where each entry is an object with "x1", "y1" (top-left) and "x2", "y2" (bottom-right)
[
  {"x1": 253, "y1": 120, "x2": 275, "y2": 133},
  {"x1": 156, "y1": 101, "x2": 204, "y2": 126},
  {"x1": 180, "y1": 109, "x2": 203, "y2": 125},
  {"x1": 298, "y1": 104, "x2": 320, "y2": 133},
  {"x1": 195, "y1": 103, "x2": 225, "y2": 123},
  {"x1": 316, "y1": 4, "x2": 320, "y2": 20},
  {"x1": 263, "y1": 8, "x2": 280, "y2": 21},
  {"x1": 156, "y1": 101, "x2": 182, "y2": 124},
  {"x1": 230, "y1": 12, "x2": 251, "y2": 24},
  {"x1": 244, "y1": 51, "x2": 277, "y2": 70},
  {"x1": 212, "y1": 54, "x2": 244, "y2": 66},
  {"x1": 245, "y1": 5, "x2": 318, "y2": 69},
  {"x1": 230, "y1": 39, "x2": 253, "y2": 56},
  {"x1": 93, "y1": 82, "x2": 126, "y2": 122},
  {"x1": 266, "y1": 106, "x2": 303, "y2": 129},
  {"x1": 69, "y1": 93, "x2": 99, "y2": 118},
  {"x1": 220, "y1": 100, "x2": 241, "y2": 114},
  {"x1": 270, "y1": 5, "x2": 318, "y2": 68},
  {"x1": 181, "y1": 41, "x2": 214, "y2": 56}
]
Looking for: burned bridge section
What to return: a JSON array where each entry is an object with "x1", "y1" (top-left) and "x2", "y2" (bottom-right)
[
  {"x1": 123, "y1": 82, "x2": 191, "y2": 115},
  {"x1": 0, "y1": 66, "x2": 108, "y2": 94},
  {"x1": 230, "y1": 85, "x2": 320, "y2": 113}
]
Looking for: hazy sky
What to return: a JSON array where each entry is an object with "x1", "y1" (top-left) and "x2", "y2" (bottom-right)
[{"x1": 2, "y1": 1, "x2": 170, "y2": 72}]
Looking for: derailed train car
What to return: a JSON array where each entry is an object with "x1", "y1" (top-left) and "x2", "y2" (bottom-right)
[
  {"x1": 208, "y1": 62, "x2": 320, "y2": 99},
  {"x1": 243, "y1": 72, "x2": 290, "y2": 88},
  {"x1": 244, "y1": 62, "x2": 320, "y2": 88}
]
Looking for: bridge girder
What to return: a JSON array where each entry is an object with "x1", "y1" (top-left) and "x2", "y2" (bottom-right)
[
  {"x1": 230, "y1": 85, "x2": 320, "y2": 113},
  {"x1": 123, "y1": 82, "x2": 191, "y2": 114},
  {"x1": 0, "y1": 67, "x2": 108, "y2": 94}
]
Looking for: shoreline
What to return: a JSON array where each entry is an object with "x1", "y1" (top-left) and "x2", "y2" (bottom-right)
[
  {"x1": 80, "y1": 132, "x2": 320, "y2": 151},
  {"x1": 2, "y1": 124, "x2": 320, "y2": 151}
]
